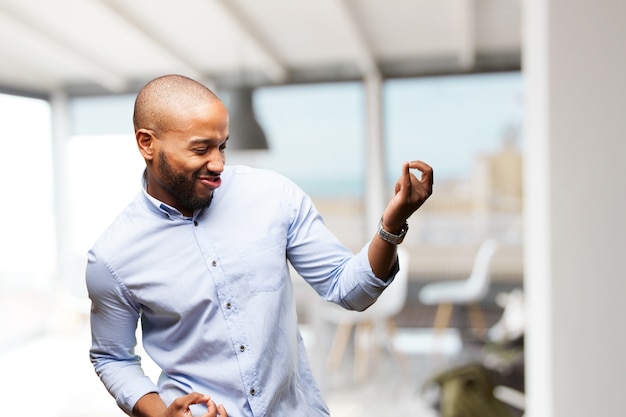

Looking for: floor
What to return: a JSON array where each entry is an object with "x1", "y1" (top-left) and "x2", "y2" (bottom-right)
[
  {"x1": 311, "y1": 302, "x2": 505, "y2": 417},
  {"x1": 0, "y1": 290, "x2": 518, "y2": 417},
  {"x1": 0, "y1": 325, "x2": 467, "y2": 417},
  {"x1": 318, "y1": 328, "x2": 472, "y2": 417}
]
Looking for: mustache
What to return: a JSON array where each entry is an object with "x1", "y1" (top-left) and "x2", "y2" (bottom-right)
[{"x1": 195, "y1": 170, "x2": 221, "y2": 178}]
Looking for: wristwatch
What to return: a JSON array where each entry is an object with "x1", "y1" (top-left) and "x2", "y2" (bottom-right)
[{"x1": 377, "y1": 217, "x2": 409, "y2": 245}]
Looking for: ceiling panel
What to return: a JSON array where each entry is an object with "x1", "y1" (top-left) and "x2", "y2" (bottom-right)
[
  {"x1": 102, "y1": 0, "x2": 247, "y2": 77},
  {"x1": 0, "y1": 0, "x2": 522, "y2": 97},
  {"x1": 476, "y1": 0, "x2": 522, "y2": 51},
  {"x1": 354, "y1": 0, "x2": 466, "y2": 58}
]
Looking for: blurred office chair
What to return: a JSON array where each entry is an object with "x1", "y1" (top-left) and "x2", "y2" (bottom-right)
[
  {"x1": 319, "y1": 247, "x2": 410, "y2": 381},
  {"x1": 418, "y1": 239, "x2": 499, "y2": 339}
]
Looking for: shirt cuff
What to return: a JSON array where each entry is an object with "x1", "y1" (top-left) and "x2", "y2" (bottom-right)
[
  {"x1": 343, "y1": 242, "x2": 400, "y2": 310},
  {"x1": 117, "y1": 376, "x2": 160, "y2": 415}
]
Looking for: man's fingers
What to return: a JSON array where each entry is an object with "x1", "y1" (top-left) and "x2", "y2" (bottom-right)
[
  {"x1": 407, "y1": 160, "x2": 434, "y2": 186},
  {"x1": 172, "y1": 391, "x2": 211, "y2": 412},
  {"x1": 402, "y1": 160, "x2": 411, "y2": 180},
  {"x1": 399, "y1": 160, "x2": 433, "y2": 195},
  {"x1": 186, "y1": 392, "x2": 212, "y2": 405},
  {"x1": 204, "y1": 399, "x2": 217, "y2": 416},
  {"x1": 203, "y1": 400, "x2": 228, "y2": 417}
]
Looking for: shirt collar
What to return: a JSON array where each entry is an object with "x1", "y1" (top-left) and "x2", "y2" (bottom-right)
[{"x1": 140, "y1": 170, "x2": 192, "y2": 220}]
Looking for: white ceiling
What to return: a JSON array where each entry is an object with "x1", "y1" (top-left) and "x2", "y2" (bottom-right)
[{"x1": 0, "y1": 0, "x2": 521, "y2": 98}]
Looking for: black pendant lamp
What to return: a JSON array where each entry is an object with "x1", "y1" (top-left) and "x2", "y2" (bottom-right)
[{"x1": 226, "y1": 86, "x2": 269, "y2": 150}]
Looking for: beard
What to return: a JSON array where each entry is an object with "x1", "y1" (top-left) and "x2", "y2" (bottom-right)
[{"x1": 157, "y1": 150, "x2": 213, "y2": 212}]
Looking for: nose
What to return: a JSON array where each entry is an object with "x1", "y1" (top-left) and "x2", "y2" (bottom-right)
[{"x1": 206, "y1": 147, "x2": 225, "y2": 173}]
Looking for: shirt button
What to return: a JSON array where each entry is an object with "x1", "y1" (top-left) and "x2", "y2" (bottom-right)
[
  {"x1": 211, "y1": 260, "x2": 217, "y2": 267},
  {"x1": 226, "y1": 302, "x2": 232, "y2": 309},
  {"x1": 239, "y1": 345, "x2": 245, "y2": 352},
  {"x1": 249, "y1": 388, "x2": 256, "y2": 396}
]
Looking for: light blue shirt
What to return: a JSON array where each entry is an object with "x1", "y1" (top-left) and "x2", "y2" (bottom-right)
[{"x1": 87, "y1": 165, "x2": 396, "y2": 416}]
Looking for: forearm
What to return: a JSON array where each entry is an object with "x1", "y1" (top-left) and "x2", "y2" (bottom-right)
[
  {"x1": 368, "y1": 232, "x2": 399, "y2": 281},
  {"x1": 132, "y1": 392, "x2": 167, "y2": 417},
  {"x1": 368, "y1": 215, "x2": 409, "y2": 280}
]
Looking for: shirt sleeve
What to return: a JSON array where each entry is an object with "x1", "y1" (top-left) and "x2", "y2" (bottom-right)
[
  {"x1": 86, "y1": 246, "x2": 159, "y2": 414},
  {"x1": 283, "y1": 179, "x2": 397, "y2": 311}
]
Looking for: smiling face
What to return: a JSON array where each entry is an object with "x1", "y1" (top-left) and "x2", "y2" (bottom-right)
[
  {"x1": 151, "y1": 101, "x2": 229, "y2": 215},
  {"x1": 134, "y1": 76, "x2": 230, "y2": 216}
]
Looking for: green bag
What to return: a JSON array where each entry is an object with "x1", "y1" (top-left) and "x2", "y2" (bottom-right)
[{"x1": 431, "y1": 363, "x2": 515, "y2": 417}]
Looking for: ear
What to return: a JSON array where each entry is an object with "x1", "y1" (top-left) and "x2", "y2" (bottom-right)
[{"x1": 136, "y1": 129, "x2": 155, "y2": 160}]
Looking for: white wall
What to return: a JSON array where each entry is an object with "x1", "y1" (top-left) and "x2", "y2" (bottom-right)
[{"x1": 524, "y1": 1, "x2": 626, "y2": 416}]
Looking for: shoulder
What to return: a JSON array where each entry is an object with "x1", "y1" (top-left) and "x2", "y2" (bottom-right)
[
  {"x1": 222, "y1": 165, "x2": 303, "y2": 194},
  {"x1": 89, "y1": 195, "x2": 147, "y2": 257},
  {"x1": 217, "y1": 165, "x2": 314, "y2": 220},
  {"x1": 225, "y1": 164, "x2": 290, "y2": 181}
]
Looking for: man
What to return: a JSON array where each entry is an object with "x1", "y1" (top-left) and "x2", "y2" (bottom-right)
[{"x1": 87, "y1": 74, "x2": 433, "y2": 417}]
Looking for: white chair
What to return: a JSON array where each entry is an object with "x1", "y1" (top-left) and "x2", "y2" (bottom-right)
[
  {"x1": 418, "y1": 239, "x2": 499, "y2": 338},
  {"x1": 319, "y1": 248, "x2": 410, "y2": 381}
]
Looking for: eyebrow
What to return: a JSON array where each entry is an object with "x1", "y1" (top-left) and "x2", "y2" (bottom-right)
[{"x1": 189, "y1": 137, "x2": 223, "y2": 145}]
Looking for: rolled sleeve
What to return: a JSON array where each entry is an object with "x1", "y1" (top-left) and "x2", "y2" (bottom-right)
[{"x1": 340, "y1": 242, "x2": 398, "y2": 310}]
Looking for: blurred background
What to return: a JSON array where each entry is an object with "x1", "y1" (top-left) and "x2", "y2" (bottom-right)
[{"x1": 0, "y1": 1, "x2": 624, "y2": 416}]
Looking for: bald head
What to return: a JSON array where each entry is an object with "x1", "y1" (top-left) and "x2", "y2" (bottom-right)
[{"x1": 133, "y1": 74, "x2": 222, "y2": 134}]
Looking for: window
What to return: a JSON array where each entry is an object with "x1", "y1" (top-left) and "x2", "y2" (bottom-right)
[{"x1": 0, "y1": 94, "x2": 54, "y2": 291}]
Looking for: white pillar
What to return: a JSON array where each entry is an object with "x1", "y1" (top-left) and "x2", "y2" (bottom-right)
[
  {"x1": 524, "y1": 1, "x2": 626, "y2": 416},
  {"x1": 50, "y1": 91, "x2": 73, "y2": 292},
  {"x1": 364, "y1": 72, "x2": 386, "y2": 236}
]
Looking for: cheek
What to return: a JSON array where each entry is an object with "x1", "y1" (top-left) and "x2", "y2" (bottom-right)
[{"x1": 187, "y1": 158, "x2": 212, "y2": 175}]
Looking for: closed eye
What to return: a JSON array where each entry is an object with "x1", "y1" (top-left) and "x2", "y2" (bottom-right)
[
  {"x1": 189, "y1": 137, "x2": 227, "y2": 155},
  {"x1": 193, "y1": 146, "x2": 209, "y2": 155}
]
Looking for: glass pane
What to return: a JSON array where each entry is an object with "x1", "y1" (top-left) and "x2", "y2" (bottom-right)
[
  {"x1": 245, "y1": 82, "x2": 366, "y2": 198},
  {"x1": 385, "y1": 72, "x2": 523, "y2": 183},
  {"x1": 67, "y1": 134, "x2": 144, "y2": 256},
  {"x1": 0, "y1": 93, "x2": 54, "y2": 347},
  {"x1": 384, "y1": 72, "x2": 524, "y2": 279},
  {"x1": 0, "y1": 94, "x2": 54, "y2": 288}
]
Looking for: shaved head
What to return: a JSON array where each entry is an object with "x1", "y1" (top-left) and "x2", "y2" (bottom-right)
[{"x1": 133, "y1": 74, "x2": 222, "y2": 135}]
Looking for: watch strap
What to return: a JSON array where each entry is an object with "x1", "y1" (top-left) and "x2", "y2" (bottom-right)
[{"x1": 377, "y1": 218, "x2": 408, "y2": 245}]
